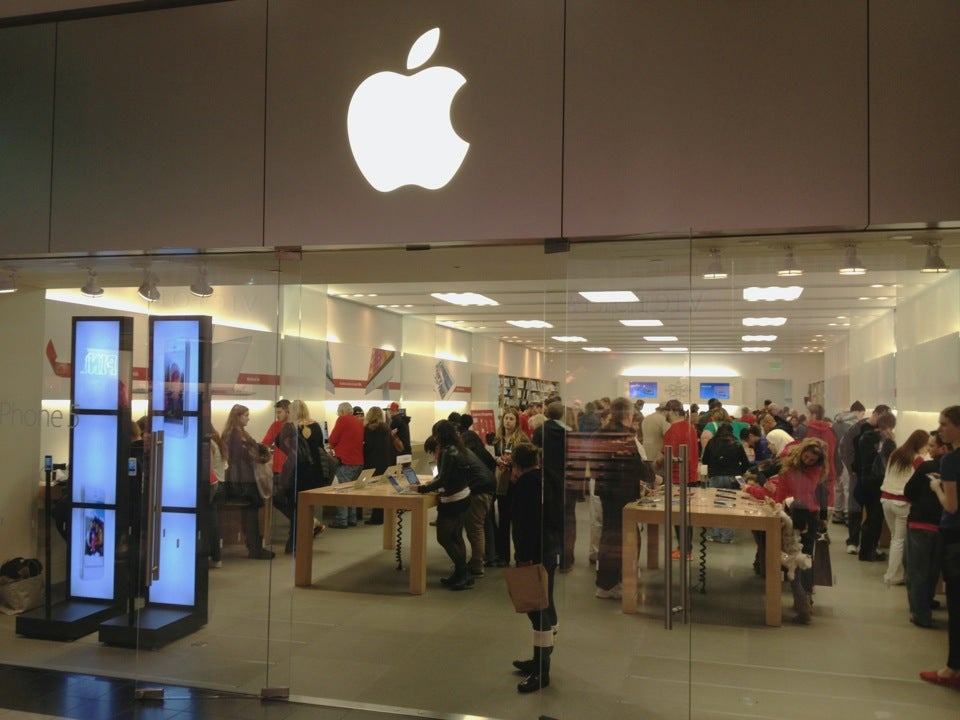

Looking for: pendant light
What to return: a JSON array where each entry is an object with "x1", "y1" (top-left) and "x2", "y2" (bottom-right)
[
  {"x1": 80, "y1": 268, "x2": 103, "y2": 298},
  {"x1": 838, "y1": 244, "x2": 866, "y2": 275},
  {"x1": 921, "y1": 241, "x2": 948, "y2": 274},
  {"x1": 137, "y1": 270, "x2": 160, "y2": 302},
  {"x1": 703, "y1": 248, "x2": 727, "y2": 280},
  {"x1": 189, "y1": 266, "x2": 214, "y2": 297},
  {"x1": 777, "y1": 246, "x2": 803, "y2": 277}
]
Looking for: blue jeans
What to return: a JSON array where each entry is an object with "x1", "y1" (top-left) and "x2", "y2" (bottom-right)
[
  {"x1": 333, "y1": 464, "x2": 362, "y2": 526},
  {"x1": 905, "y1": 527, "x2": 942, "y2": 625},
  {"x1": 708, "y1": 476, "x2": 737, "y2": 542}
]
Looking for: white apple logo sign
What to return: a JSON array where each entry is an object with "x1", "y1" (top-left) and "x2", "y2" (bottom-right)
[{"x1": 348, "y1": 28, "x2": 469, "y2": 192}]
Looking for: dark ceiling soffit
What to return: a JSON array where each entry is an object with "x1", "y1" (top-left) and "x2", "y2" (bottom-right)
[{"x1": 0, "y1": 0, "x2": 230, "y2": 29}]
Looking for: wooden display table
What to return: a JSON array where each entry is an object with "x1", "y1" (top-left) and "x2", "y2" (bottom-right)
[
  {"x1": 621, "y1": 487, "x2": 784, "y2": 626},
  {"x1": 294, "y1": 480, "x2": 438, "y2": 594}
]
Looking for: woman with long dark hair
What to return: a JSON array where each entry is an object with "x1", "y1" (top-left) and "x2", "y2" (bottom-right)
[
  {"x1": 921, "y1": 405, "x2": 960, "y2": 687},
  {"x1": 222, "y1": 404, "x2": 274, "y2": 560},
  {"x1": 881, "y1": 429, "x2": 930, "y2": 585},
  {"x1": 417, "y1": 420, "x2": 474, "y2": 590},
  {"x1": 509, "y1": 443, "x2": 561, "y2": 693}
]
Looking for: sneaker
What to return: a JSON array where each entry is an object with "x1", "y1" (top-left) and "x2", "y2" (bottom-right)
[
  {"x1": 595, "y1": 584, "x2": 622, "y2": 599},
  {"x1": 831, "y1": 511, "x2": 846, "y2": 525},
  {"x1": 209, "y1": 559, "x2": 223, "y2": 569},
  {"x1": 845, "y1": 544, "x2": 858, "y2": 554},
  {"x1": 313, "y1": 523, "x2": 325, "y2": 537}
]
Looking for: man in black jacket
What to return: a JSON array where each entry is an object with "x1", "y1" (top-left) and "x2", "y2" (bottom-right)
[
  {"x1": 855, "y1": 411, "x2": 896, "y2": 562},
  {"x1": 534, "y1": 401, "x2": 571, "y2": 570}
]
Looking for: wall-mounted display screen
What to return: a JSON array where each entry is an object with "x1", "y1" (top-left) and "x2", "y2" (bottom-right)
[
  {"x1": 628, "y1": 381, "x2": 658, "y2": 399},
  {"x1": 700, "y1": 382, "x2": 731, "y2": 400},
  {"x1": 74, "y1": 320, "x2": 120, "y2": 410},
  {"x1": 71, "y1": 414, "x2": 118, "y2": 505},
  {"x1": 69, "y1": 507, "x2": 115, "y2": 600}
]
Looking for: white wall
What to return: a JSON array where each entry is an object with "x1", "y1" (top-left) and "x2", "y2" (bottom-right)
[
  {"x1": 0, "y1": 288, "x2": 47, "y2": 559},
  {"x1": 546, "y1": 351, "x2": 824, "y2": 414},
  {"x1": 824, "y1": 272, "x2": 960, "y2": 439}
]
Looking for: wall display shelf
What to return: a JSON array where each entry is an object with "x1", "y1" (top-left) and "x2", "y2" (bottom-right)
[{"x1": 497, "y1": 374, "x2": 558, "y2": 416}]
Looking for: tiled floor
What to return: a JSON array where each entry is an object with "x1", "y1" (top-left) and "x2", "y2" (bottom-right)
[{"x1": 2, "y1": 502, "x2": 958, "y2": 720}]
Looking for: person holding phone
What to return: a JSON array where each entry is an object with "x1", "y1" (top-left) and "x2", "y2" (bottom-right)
[{"x1": 920, "y1": 405, "x2": 960, "y2": 687}]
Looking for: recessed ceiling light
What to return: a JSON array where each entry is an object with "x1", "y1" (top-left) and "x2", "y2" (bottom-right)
[
  {"x1": 742, "y1": 335, "x2": 777, "y2": 342},
  {"x1": 858, "y1": 296, "x2": 869, "y2": 300},
  {"x1": 743, "y1": 286, "x2": 804, "y2": 302},
  {"x1": 507, "y1": 319, "x2": 553, "y2": 329},
  {"x1": 876, "y1": 296, "x2": 889, "y2": 300},
  {"x1": 643, "y1": 336, "x2": 678, "y2": 342},
  {"x1": 431, "y1": 292, "x2": 499, "y2": 306},
  {"x1": 619, "y1": 319, "x2": 663, "y2": 327},
  {"x1": 583, "y1": 347, "x2": 611, "y2": 352},
  {"x1": 579, "y1": 290, "x2": 639, "y2": 303},
  {"x1": 828, "y1": 322, "x2": 837, "y2": 326},
  {"x1": 742, "y1": 346, "x2": 771, "y2": 352},
  {"x1": 836, "y1": 316, "x2": 847, "y2": 319},
  {"x1": 742, "y1": 317, "x2": 787, "y2": 327},
  {"x1": 660, "y1": 347, "x2": 688, "y2": 352},
  {"x1": 552, "y1": 335, "x2": 587, "y2": 342},
  {"x1": 871, "y1": 284, "x2": 884, "y2": 288}
]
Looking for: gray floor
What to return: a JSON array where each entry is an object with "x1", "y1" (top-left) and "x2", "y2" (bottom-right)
[{"x1": 1, "y1": 501, "x2": 957, "y2": 720}]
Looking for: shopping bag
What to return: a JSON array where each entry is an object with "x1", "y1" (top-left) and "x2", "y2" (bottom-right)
[
  {"x1": 812, "y1": 533, "x2": 833, "y2": 587},
  {"x1": 503, "y1": 563, "x2": 549, "y2": 612}
]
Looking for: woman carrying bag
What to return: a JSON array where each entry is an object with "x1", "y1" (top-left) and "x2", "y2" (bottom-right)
[{"x1": 222, "y1": 404, "x2": 274, "y2": 560}]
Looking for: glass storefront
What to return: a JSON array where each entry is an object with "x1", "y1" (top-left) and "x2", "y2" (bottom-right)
[{"x1": 0, "y1": 235, "x2": 958, "y2": 718}]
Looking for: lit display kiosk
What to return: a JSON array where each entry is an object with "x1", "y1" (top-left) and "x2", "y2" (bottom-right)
[
  {"x1": 17, "y1": 317, "x2": 133, "y2": 640},
  {"x1": 99, "y1": 316, "x2": 212, "y2": 649}
]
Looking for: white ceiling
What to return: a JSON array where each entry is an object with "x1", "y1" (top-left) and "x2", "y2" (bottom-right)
[{"x1": 5, "y1": 228, "x2": 958, "y2": 357}]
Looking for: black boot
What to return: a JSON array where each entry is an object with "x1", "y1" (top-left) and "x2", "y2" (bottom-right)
[
  {"x1": 512, "y1": 657, "x2": 537, "y2": 674},
  {"x1": 449, "y1": 566, "x2": 475, "y2": 591},
  {"x1": 517, "y1": 647, "x2": 550, "y2": 693}
]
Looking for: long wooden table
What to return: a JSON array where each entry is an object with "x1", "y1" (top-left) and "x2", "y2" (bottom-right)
[
  {"x1": 621, "y1": 488, "x2": 784, "y2": 626},
  {"x1": 295, "y1": 481, "x2": 438, "y2": 594}
]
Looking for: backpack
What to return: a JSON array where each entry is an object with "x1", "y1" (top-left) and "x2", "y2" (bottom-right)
[{"x1": 0, "y1": 557, "x2": 42, "y2": 580}]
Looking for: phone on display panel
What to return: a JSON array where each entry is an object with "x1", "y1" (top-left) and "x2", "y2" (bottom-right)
[
  {"x1": 44, "y1": 455, "x2": 52, "y2": 472},
  {"x1": 163, "y1": 338, "x2": 189, "y2": 434},
  {"x1": 81, "y1": 509, "x2": 105, "y2": 580}
]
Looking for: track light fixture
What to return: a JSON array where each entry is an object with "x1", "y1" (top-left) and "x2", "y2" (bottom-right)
[
  {"x1": 137, "y1": 270, "x2": 160, "y2": 302},
  {"x1": 777, "y1": 246, "x2": 803, "y2": 277},
  {"x1": 703, "y1": 248, "x2": 727, "y2": 280},
  {"x1": 838, "y1": 244, "x2": 866, "y2": 275},
  {"x1": 80, "y1": 268, "x2": 103, "y2": 298},
  {"x1": 189, "y1": 266, "x2": 214, "y2": 298},
  {"x1": 921, "y1": 241, "x2": 948, "y2": 274},
  {"x1": 0, "y1": 268, "x2": 17, "y2": 294}
]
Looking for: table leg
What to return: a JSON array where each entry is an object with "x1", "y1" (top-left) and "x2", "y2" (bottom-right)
[
  {"x1": 647, "y1": 523, "x2": 660, "y2": 569},
  {"x1": 408, "y1": 503, "x2": 428, "y2": 595},
  {"x1": 294, "y1": 495, "x2": 316, "y2": 587},
  {"x1": 764, "y1": 520, "x2": 782, "y2": 626},
  {"x1": 383, "y1": 508, "x2": 396, "y2": 550},
  {"x1": 622, "y1": 510, "x2": 639, "y2": 613}
]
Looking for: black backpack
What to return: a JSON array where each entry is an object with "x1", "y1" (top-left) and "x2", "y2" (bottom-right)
[{"x1": 0, "y1": 557, "x2": 42, "y2": 580}]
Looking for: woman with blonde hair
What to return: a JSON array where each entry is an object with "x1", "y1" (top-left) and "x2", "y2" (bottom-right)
[
  {"x1": 493, "y1": 408, "x2": 532, "y2": 566},
  {"x1": 881, "y1": 429, "x2": 931, "y2": 585},
  {"x1": 362, "y1": 406, "x2": 393, "y2": 525},
  {"x1": 774, "y1": 437, "x2": 829, "y2": 623},
  {"x1": 222, "y1": 404, "x2": 274, "y2": 559}
]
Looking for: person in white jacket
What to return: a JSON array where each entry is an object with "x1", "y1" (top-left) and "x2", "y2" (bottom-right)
[{"x1": 881, "y1": 429, "x2": 933, "y2": 585}]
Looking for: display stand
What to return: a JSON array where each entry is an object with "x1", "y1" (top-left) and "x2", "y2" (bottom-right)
[
  {"x1": 17, "y1": 318, "x2": 133, "y2": 640},
  {"x1": 99, "y1": 316, "x2": 211, "y2": 650}
]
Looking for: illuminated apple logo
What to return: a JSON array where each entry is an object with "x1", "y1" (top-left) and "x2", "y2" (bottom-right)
[{"x1": 348, "y1": 28, "x2": 469, "y2": 192}]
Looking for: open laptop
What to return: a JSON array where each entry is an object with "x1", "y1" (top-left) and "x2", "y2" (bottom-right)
[
  {"x1": 339, "y1": 467, "x2": 377, "y2": 491},
  {"x1": 387, "y1": 470, "x2": 418, "y2": 495},
  {"x1": 401, "y1": 466, "x2": 421, "y2": 487},
  {"x1": 372, "y1": 464, "x2": 401, "y2": 484}
]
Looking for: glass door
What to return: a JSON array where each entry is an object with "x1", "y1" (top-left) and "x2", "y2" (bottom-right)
[
  {"x1": 558, "y1": 235, "x2": 697, "y2": 719},
  {"x1": 1, "y1": 252, "x2": 289, "y2": 704}
]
